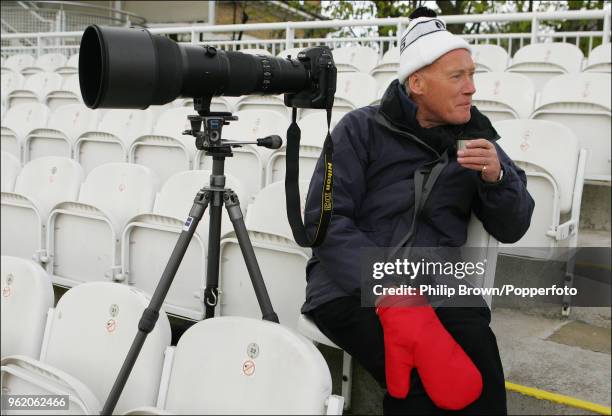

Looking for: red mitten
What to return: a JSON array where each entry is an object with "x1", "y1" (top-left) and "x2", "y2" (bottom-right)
[{"x1": 376, "y1": 295, "x2": 483, "y2": 410}]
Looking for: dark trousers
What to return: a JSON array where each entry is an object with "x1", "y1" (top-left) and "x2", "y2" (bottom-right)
[{"x1": 307, "y1": 296, "x2": 507, "y2": 415}]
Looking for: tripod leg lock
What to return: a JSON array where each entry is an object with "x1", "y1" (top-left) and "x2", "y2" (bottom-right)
[{"x1": 138, "y1": 307, "x2": 160, "y2": 333}]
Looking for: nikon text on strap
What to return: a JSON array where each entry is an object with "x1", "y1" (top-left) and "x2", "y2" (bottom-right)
[{"x1": 285, "y1": 107, "x2": 334, "y2": 247}]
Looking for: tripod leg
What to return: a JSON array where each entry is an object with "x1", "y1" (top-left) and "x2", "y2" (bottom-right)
[
  {"x1": 102, "y1": 189, "x2": 210, "y2": 415},
  {"x1": 204, "y1": 178, "x2": 224, "y2": 319},
  {"x1": 224, "y1": 190, "x2": 279, "y2": 323}
]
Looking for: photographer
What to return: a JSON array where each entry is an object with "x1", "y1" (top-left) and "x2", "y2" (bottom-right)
[{"x1": 302, "y1": 7, "x2": 534, "y2": 415}]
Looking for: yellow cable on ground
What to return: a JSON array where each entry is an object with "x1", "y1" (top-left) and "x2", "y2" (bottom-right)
[{"x1": 505, "y1": 381, "x2": 612, "y2": 415}]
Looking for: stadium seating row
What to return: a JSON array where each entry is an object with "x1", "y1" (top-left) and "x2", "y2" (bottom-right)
[
  {"x1": 0, "y1": 260, "x2": 343, "y2": 414},
  {"x1": 1, "y1": 116, "x2": 587, "y2": 317},
  {"x1": 3, "y1": 69, "x2": 608, "y2": 182}
]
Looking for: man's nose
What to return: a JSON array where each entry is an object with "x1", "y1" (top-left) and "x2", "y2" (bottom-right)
[{"x1": 463, "y1": 77, "x2": 476, "y2": 95}]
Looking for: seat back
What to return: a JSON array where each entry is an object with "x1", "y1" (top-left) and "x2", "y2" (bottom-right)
[
  {"x1": 1, "y1": 151, "x2": 21, "y2": 191},
  {"x1": 47, "y1": 104, "x2": 100, "y2": 142},
  {"x1": 98, "y1": 109, "x2": 154, "y2": 145},
  {"x1": 381, "y1": 46, "x2": 399, "y2": 64},
  {"x1": 276, "y1": 47, "x2": 303, "y2": 59},
  {"x1": 332, "y1": 46, "x2": 379, "y2": 73},
  {"x1": 335, "y1": 72, "x2": 378, "y2": 109},
  {"x1": 473, "y1": 72, "x2": 535, "y2": 120},
  {"x1": 246, "y1": 180, "x2": 309, "y2": 242},
  {"x1": 471, "y1": 44, "x2": 509, "y2": 72},
  {"x1": 238, "y1": 48, "x2": 272, "y2": 56},
  {"x1": 510, "y1": 42, "x2": 583, "y2": 73},
  {"x1": 532, "y1": 73, "x2": 611, "y2": 181},
  {"x1": 1, "y1": 71, "x2": 24, "y2": 101},
  {"x1": 34, "y1": 53, "x2": 67, "y2": 72},
  {"x1": 1, "y1": 256, "x2": 54, "y2": 359},
  {"x1": 162, "y1": 316, "x2": 331, "y2": 415},
  {"x1": 79, "y1": 163, "x2": 157, "y2": 228},
  {"x1": 15, "y1": 156, "x2": 83, "y2": 217},
  {"x1": 149, "y1": 107, "x2": 191, "y2": 137},
  {"x1": 42, "y1": 282, "x2": 171, "y2": 414},
  {"x1": 2, "y1": 102, "x2": 50, "y2": 143},
  {"x1": 23, "y1": 71, "x2": 63, "y2": 97},
  {"x1": 369, "y1": 62, "x2": 399, "y2": 92},
  {"x1": 129, "y1": 107, "x2": 195, "y2": 183},
  {"x1": 3, "y1": 54, "x2": 35, "y2": 73},
  {"x1": 495, "y1": 119, "x2": 581, "y2": 247},
  {"x1": 507, "y1": 43, "x2": 584, "y2": 91},
  {"x1": 585, "y1": 43, "x2": 611, "y2": 72}
]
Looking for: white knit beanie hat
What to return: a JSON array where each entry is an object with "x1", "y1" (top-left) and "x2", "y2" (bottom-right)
[{"x1": 397, "y1": 16, "x2": 472, "y2": 85}]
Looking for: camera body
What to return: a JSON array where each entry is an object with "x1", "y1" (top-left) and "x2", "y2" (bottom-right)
[{"x1": 284, "y1": 46, "x2": 337, "y2": 110}]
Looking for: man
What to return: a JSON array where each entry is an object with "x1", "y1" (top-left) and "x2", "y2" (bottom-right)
[{"x1": 302, "y1": 7, "x2": 535, "y2": 415}]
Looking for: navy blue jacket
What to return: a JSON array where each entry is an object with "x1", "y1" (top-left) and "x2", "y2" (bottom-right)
[{"x1": 301, "y1": 80, "x2": 535, "y2": 313}]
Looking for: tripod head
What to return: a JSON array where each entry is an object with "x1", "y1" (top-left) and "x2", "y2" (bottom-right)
[{"x1": 183, "y1": 98, "x2": 283, "y2": 158}]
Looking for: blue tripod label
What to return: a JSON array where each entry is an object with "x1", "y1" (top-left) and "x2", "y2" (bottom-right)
[{"x1": 183, "y1": 216, "x2": 194, "y2": 232}]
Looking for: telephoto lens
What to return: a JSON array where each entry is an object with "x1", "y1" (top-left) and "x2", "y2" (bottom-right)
[{"x1": 79, "y1": 25, "x2": 310, "y2": 109}]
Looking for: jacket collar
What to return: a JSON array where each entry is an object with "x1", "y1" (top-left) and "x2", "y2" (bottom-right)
[{"x1": 378, "y1": 79, "x2": 499, "y2": 143}]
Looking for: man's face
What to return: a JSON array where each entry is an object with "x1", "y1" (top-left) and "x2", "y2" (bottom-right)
[{"x1": 410, "y1": 49, "x2": 476, "y2": 125}]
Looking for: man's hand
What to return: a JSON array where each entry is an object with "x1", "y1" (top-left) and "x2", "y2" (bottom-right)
[{"x1": 457, "y1": 139, "x2": 502, "y2": 183}]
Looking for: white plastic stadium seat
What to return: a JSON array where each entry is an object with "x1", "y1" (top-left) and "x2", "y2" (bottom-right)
[
  {"x1": 6, "y1": 71, "x2": 63, "y2": 108},
  {"x1": 24, "y1": 104, "x2": 100, "y2": 162},
  {"x1": 219, "y1": 181, "x2": 310, "y2": 330},
  {"x1": 54, "y1": 53, "x2": 79, "y2": 76},
  {"x1": 506, "y1": 43, "x2": 584, "y2": 91},
  {"x1": 75, "y1": 109, "x2": 154, "y2": 175},
  {"x1": 332, "y1": 46, "x2": 379, "y2": 74},
  {"x1": 531, "y1": 73, "x2": 611, "y2": 182},
  {"x1": 21, "y1": 53, "x2": 67, "y2": 76},
  {"x1": 471, "y1": 44, "x2": 509, "y2": 73},
  {"x1": 45, "y1": 74, "x2": 82, "y2": 110},
  {"x1": 129, "y1": 107, "x2": 197, "y2": 184},
  {"x1": 301, "y1": 72, "x2": 377, "y2": 118},
  {"x1": 495, "y1": 119, "x2": 586, "y2": 258},
  {"x1": 1, "y1": 103, "x2": 50, "y2": 160},
  {"x1": 473, "y1": 72, "x2": 535, "y2": 121},
  {"x1": 1, "y1": 151, "x2": 21, "y2": 191},
  {"x1": 121, "y1": 170, "x2": 245, "y2": 320},
  {"x1": 266, "y1": 111, "x2": 346, "y2": 185},
  {"x1": 584, "y1": 43, "x2": 611, "y2": 73},
  {"x1": 1, "y1": 256, "x2": 54, "y2": 359},
  {"x1": 1, "y1": 71, "x2": 24, "y2": 105},
  {"x1": 370, "y1": 62, "x2": 399, "y2": 92},
  {"x1": 2, "y1": 54, "x2": 35, "y2": 74},
  {"x1": 130, "y1": 316, "x2": 342, "y2": 415},
  {"x1": 0, "y1": 281, "x2": 171, "y2": 415},
  {"x1": 238, "y1": 48, "x2": 273, "y2": 56},
  {"x1": 1, "y1": 157, "x2": 82, "y2": 262},
  {"x1": 46, "y1": 163, "x2": 157, "y2": 287},
  {"x1": 235, "y1": 94, "x2": 290, "y2": 118},
  {"x1": 381, "y1": 46, "x2": 399, "y2": 64},
  {"x1": 276, "y1": 47, "x2": 303, "y2": 59},
  {"x1": 195, "y1": 109, "x2": 290, "y2": 204}
]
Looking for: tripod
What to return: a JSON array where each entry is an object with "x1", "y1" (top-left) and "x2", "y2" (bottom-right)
[{"x1": 102, "y1": 107, "x2": 282, "y2": 414}]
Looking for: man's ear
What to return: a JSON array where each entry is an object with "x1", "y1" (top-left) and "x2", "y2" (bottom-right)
[{"x1": 407, "y1": 72, "x2": 425, "y2": 97}]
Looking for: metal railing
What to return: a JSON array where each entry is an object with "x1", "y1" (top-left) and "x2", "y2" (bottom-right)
[
  {"x1": 1, "y1": 1, "x2": 145, "y2": 35},
  {"x1": 1, "y1": 8, "x2": 610, "y2": 59}
]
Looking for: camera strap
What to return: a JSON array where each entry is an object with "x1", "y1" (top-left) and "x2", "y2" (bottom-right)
[{"x1": 285, "y1": 107, "x2": 334, "y2": 247}]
